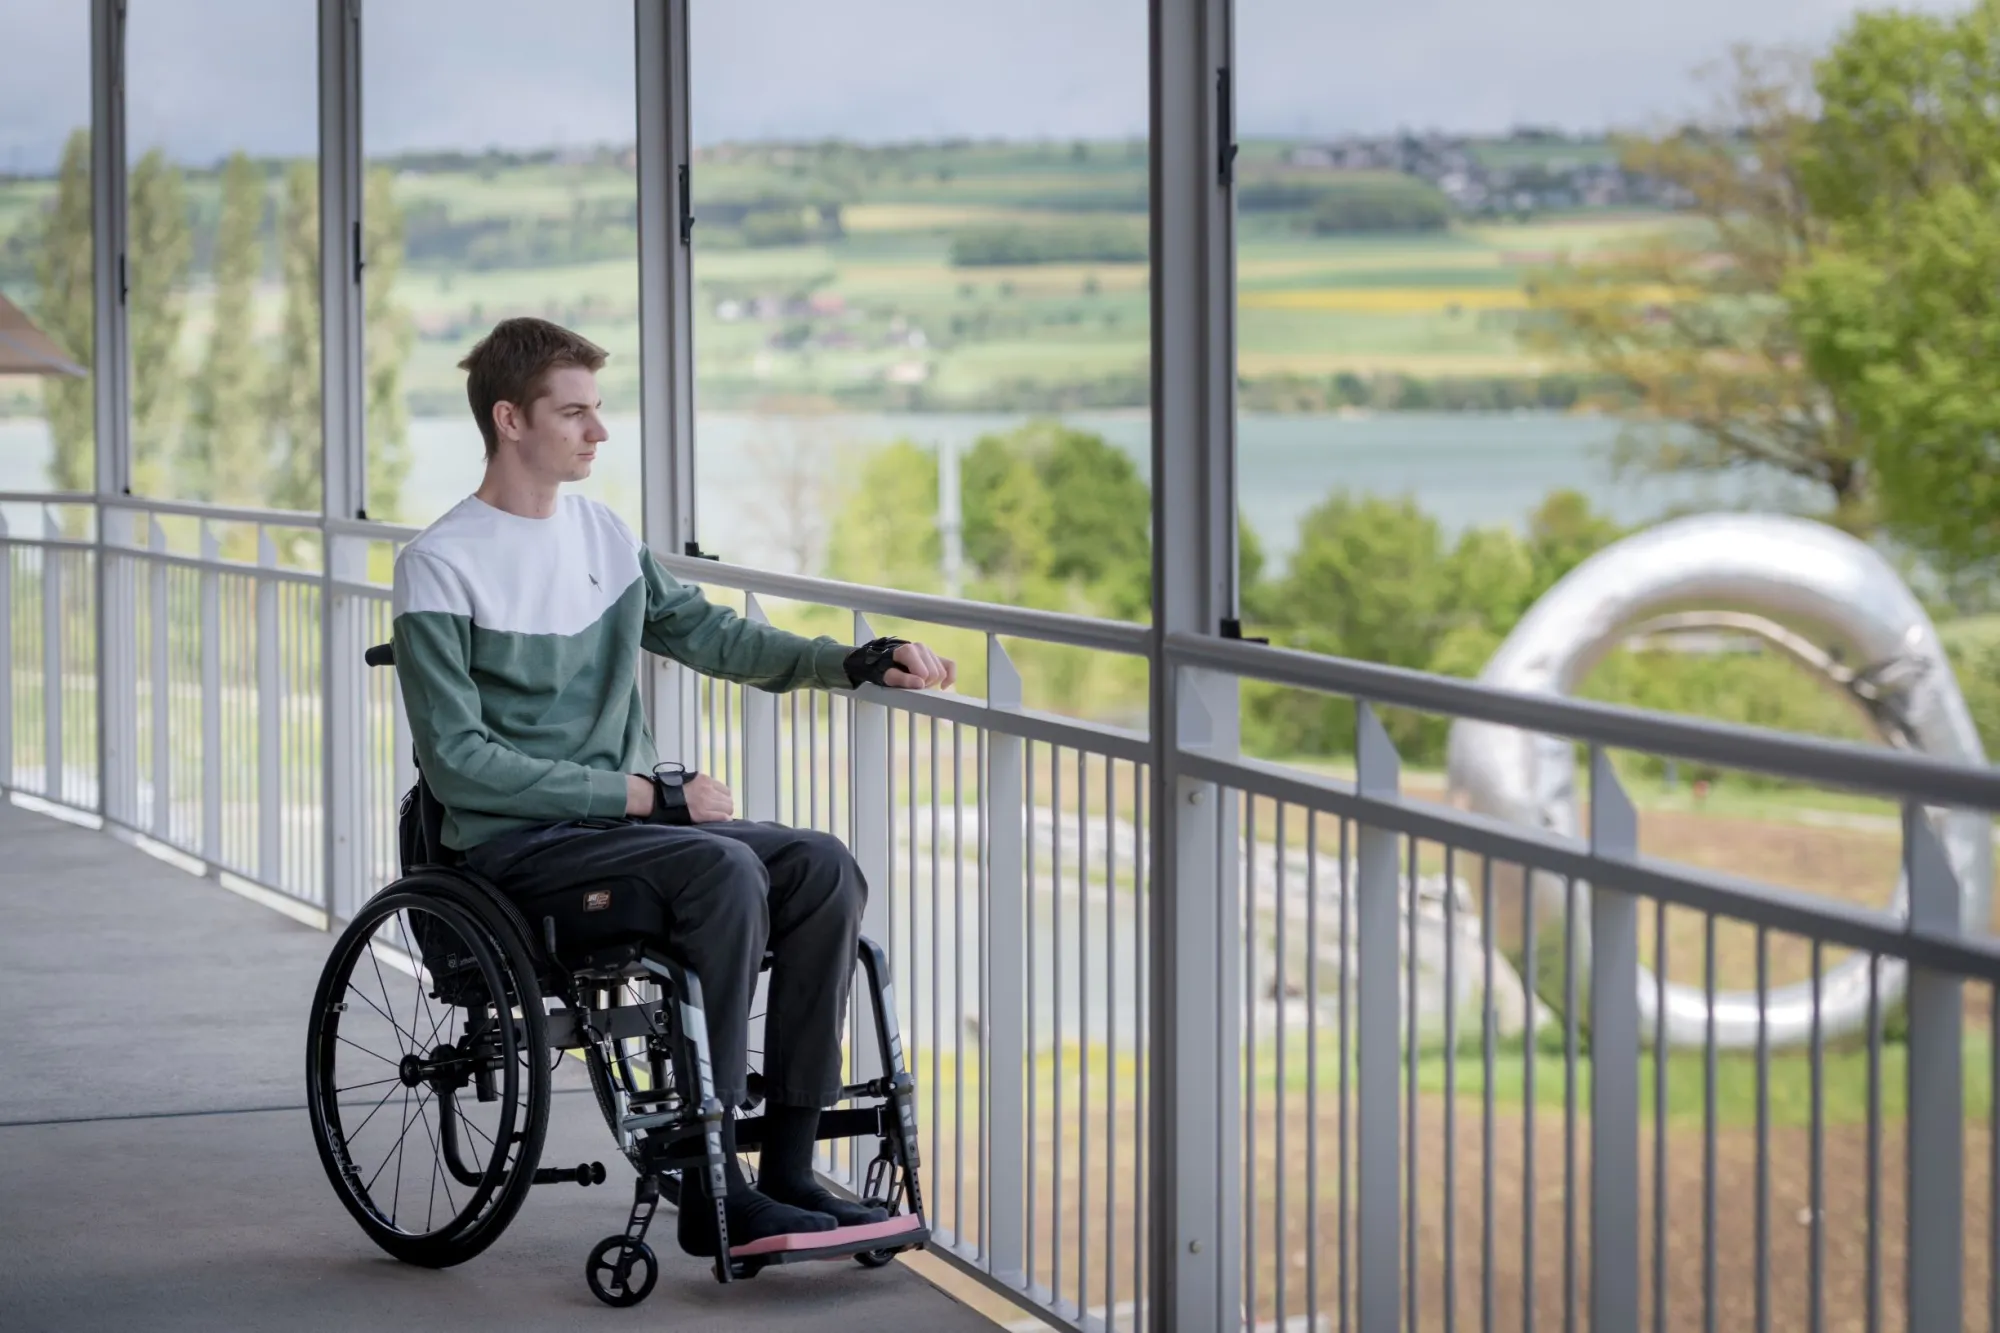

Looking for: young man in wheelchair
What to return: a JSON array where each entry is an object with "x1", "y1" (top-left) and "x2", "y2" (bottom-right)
[{"x1": 389, "y1": 316, "x2": 955, "y2": 1259}]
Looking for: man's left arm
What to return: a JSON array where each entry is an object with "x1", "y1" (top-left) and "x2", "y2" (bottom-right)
[{"x1": 638, "y1": 548, "x2": 954, "y2": 693}]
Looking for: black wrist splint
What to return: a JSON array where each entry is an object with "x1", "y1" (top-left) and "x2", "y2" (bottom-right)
[
  {"x1": 843, "y1": 636, "x2": 911, "y2": 688},
  {"x1": 645, "y1": 761, "x2": 696, "y2": 825}
]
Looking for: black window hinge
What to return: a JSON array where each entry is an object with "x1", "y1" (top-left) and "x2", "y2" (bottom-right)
[
  {"x1": 684, "y1": 540, "x2": 718, "y2": 561},
  {"x1": 1220, "y1": 617, "x2": 1267, "y2": 645},
  {"x1": 352, "y1": 220, "x2": 365, "y2": 282},
  {"x1": 117, "y1": 253, "x2": 127, "y2": 304},
  {"x1": 1216, "y1": 67, "x2": 1239, "y2": 186},
  {"x1": 678, "y1": 164, "x2": 695, "y2": 245}
]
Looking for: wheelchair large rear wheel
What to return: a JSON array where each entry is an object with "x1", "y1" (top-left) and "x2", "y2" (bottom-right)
[{"x1": 307, "y1": 883, "x2": 551, "y2": 1267}]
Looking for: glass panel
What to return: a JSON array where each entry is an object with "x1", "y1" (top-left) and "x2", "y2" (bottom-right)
[
  {"x1": 689, "y1": 1, "x2": 1153, "y2": 633},
  {"x1": 0, "y1": 5, "x2": 94, "y2": 502},
  {"x1": 363, "y1": 0, "x2": 640, "y2": 530},
  {"x1": 122, "y1": 0, "x2": 318, "y2": 509}
]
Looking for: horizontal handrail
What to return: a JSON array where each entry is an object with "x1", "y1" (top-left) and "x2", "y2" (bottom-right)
[
  {"x1": 658, "y1": 553, "x2": 1153, "y2": 656},
  {"x1": 103, "y1": 493, "x2": 325, "y2": 530},
  {"x1": 1169, "y1": 630, "x2": 2000, "y2": 812},
  {"x1": 0, "y1": 489, "x2": 95, "y2": 506}
]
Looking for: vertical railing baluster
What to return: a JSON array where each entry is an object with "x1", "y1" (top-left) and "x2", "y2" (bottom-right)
[
  {"x1": 42, "y1": 508, "x2": 62, "y2": 801},
  {"x1": 1756, "y1": 926, "x2": 1770, "y2": 1333},
  {"x1": 1809, "y1": 938, "x2": 1825, "y2": 1333},
  {"x1": 200, "y1": 524, "x2": 221, "y2": 867},
  {"x1": 1407, "y1": 832, "x2": 1422, "y2": 1333},
  {"x1": 1076, "y1": 746, "x2": 1089, "y2": 1320},
  {"x1": 0, "y1": 516, "x2": 13, "y2": 790},
  {"x1": 739, "y1": 593, "x2": 778, "y2": 824},
  {"x1": 149, "y1": 521, "x2": 170, "y2": 836},
  {"x1": 1306, "y1": 813, "x2": 1321, "y2": 1333},
  {"x1": 1482, "y1": 857, "x2": 1497, "y2": 1333},
  {"x1": 1444, "y1": 842, "x2": 1458, "y2": 1333},
  {"x1": 848, "y1": 612, "x2": 892, "y2": 1126},
  {"x1": 1703, "y1": 914, "x2": 1718, "y2": 1333},
  {"x1": 256, "y1": 531, "x2": 280, "y2": 887}
]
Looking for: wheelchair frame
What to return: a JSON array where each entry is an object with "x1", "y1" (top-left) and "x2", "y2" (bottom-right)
[{"x1": 306, "y1": 644, "x2": 929, "y2": 1307}]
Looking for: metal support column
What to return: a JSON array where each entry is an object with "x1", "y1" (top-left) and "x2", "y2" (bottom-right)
[
  {"x1": 635, "y1": 0, "x2": 700, "y2": 762},
  {"x1": 92, "y1": 0, "x2": 133, "y2": 819},
  {"x1": 1147, "y1": 0, "x2": 1241, "y2": 1324},
  {"x1": 319, "y1": 0, "x2": 366, "y2": 920}
]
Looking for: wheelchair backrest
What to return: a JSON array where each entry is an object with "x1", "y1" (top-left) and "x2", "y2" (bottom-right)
[{"x1": 397, "y1": 769, "x2": 462, "y2": 874}]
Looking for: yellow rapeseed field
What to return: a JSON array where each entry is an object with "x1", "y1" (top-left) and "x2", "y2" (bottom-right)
[{"x1": 1239, "y1": 283, "x2": 1683, "y2": 314}]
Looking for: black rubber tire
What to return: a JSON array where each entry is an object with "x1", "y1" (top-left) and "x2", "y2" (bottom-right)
[
  {"x1": 586, "y1": 1237, "x2": 658, "y2": 1307},
  {"x1": 306, "y1": 879, "x2": 550, "y2": 1267},
  {"x1": 854, "y1": 1248, "x2": 896, "y2": 1269}
]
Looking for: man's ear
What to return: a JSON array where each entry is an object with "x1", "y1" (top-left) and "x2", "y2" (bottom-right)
[{"x1": 492, "y1": 400, "x2": 520, "y2": 444}]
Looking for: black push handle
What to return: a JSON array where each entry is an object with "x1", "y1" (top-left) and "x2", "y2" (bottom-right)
[{"x1": 364, "y1": 643, "x2": 395, "y2": 668}]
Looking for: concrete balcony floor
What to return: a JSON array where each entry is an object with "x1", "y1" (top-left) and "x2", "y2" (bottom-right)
[{"x1": 0, "y1": 800, "x2": 999, "y2": 1332}]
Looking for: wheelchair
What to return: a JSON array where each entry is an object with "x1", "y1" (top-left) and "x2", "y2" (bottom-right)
[{"x1": 304, "y1": 643, "x2": 928, "y2": 1307}]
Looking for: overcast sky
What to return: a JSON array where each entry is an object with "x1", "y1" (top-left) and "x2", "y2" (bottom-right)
[{"x1": 0, "y1": 0, "x2": 1970, "y2": 174}]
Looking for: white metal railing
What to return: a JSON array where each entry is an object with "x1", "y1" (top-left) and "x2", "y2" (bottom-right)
[{"x1": 6, "y1": 490, "x2": 2000, "y2": 1332}]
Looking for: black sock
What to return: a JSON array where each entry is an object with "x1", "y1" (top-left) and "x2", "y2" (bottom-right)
[
  {"x1": 754, "y1": 1103, "x2": 889, "y2": 1227},
  {"x1": 675, "y1": 1116, "x2": 836, "y2": 1258}
]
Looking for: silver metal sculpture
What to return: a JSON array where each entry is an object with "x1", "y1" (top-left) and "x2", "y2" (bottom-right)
[{"x1": 1447, "y1": 512, "x2": 1991, "y2": 1050}]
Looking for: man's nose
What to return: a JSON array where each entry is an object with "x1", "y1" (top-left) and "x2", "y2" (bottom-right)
[{"x1": 586, "y1": 416, "x2": 609, "y2": 443}]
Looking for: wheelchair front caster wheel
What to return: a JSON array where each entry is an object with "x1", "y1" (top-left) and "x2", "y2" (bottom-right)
[
  {"x1": 854, "y1": 1248, "x2": 895, "y2": 1269},
  {"x1": 586, "y1": 1236, "x2": 658, "y2": 1307}
]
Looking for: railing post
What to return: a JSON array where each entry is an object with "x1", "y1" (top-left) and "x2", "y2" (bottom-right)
[
  {"x1": 98, "y1": 507, "x2": 138, "y2": 827},
  {"x1": 1354, "y1": 702, "x2": 1403, "y2": 1333},
  {"x1": 42, "y1": 508, "x2": 64, "y2": 803},
  {"x1": 1588, "y1": 747, "x2": 1641, "y2": 1333},
  {"x1": 324, "y1": 531, "x2": 367, "y2": 920},
  {"x1": 148, "y1": 518, "x2": 170, "y2": 837},
  {"x1": 983, "y1": 633, "x2": 1027, "y2": 1286},
  {"x1": 199, "y1": 523, "x2": 221, "y2": 866},
  {"x1": 739, "y1": 593, "x2": 779, "y2": 823},
  {"x1": 849, "y1": 612, "x2": 893, "y2": 1131},
  {"x1": 1905, "y1": 803, "x2": 1964, "y2": 1330},
  {"x1": 256, "y1": 530, "x2": 280, "y2": 888}
]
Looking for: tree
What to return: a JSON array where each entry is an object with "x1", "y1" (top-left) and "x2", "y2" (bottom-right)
[
  {"x1": 266, "y1": 160, "x2": 320, "y2": 515},
  {"x1": 127, "y1": 148, "x2": 193, "y2": 497},
  {"x1": 739, "y1": 398, "x2": 836, "y2": 575},
  {"x1": 266, "y1": 162, "x2": 412, "y2": 522},
  {"x1": 183, "y1": 152, "x2": 267, "y2": 505},
  {"x1": 363, "y1": 165, "x2": 412, "y2": 520},
  {"x1": 1786, "y1": 2, "x2": 2000, "y2": 576},
  {"x1": 34, "y1": 129, "x2": 93, "y2": 496},
  {"x1": 1524, "y1": 48, "x2": 1877, "y2": 532},
  {"x1": 823, "y1": 440, "x2": 941, "y2": 592}
]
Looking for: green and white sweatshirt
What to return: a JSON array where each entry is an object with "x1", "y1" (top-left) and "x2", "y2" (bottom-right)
[{"x1": 391, "y1": 493, "x2": 853, "y2": 851}]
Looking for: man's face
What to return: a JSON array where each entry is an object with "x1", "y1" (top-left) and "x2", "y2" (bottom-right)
[{"x1": 495, "y1": 365, "x2": 607, "y2": 483}]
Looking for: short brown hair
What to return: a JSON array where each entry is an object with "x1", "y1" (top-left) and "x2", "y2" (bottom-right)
[{"x1": 457, "y1": 317, "x2": 608, "y2": 459}]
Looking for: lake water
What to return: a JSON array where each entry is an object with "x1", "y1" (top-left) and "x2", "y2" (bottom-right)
[{"x1": 0, "y1": 409, "x2": 1815, "y2": 571}]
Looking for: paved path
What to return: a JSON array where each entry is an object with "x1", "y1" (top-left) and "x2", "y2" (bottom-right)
[{"x1": 0, "y1": 800, "x2": 997, "y2": 1332}]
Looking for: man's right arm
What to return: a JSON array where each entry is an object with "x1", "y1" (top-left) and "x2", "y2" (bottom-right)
[{"x1": 392, "y1": 550, "x2": 631, "y2": 822}]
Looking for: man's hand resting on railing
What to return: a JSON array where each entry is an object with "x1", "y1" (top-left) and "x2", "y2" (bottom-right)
[
  {"x1": 844, "y1": 637, "x2": 956, "y2": 692},
  {"x1": 625, "y1": 771, "x2": 734, "y2": 823}
]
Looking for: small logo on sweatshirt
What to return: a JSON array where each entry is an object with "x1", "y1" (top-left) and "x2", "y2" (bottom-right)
[{"x1": 584, "y1": 890, "x2": 611, "y2": 912}]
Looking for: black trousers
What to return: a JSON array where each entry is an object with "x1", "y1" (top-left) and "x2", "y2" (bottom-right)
[{"x1": 464, "y1": 818, "x2": 867, "y2": 1110}]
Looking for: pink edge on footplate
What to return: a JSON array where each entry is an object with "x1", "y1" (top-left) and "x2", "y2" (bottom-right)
[{"x1": 729, "y1": 1213, "x2": 923, "y2": 1259}]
